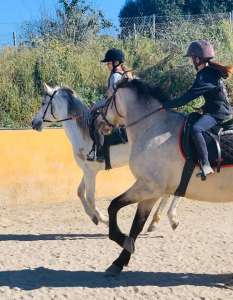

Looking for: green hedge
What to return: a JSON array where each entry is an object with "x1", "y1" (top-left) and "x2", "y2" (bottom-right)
[{"x1": 0, "y1": 20, "x2": 233, "y2": 128}]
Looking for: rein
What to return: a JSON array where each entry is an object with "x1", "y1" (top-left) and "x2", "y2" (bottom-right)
[
  {"x1": 101, "y1": 83, "x2": 163, "y2": 129},
  {"x1": 42, "y1": 90, "x2": 73, "y2": 123},
  {"x1": 99, "y1": 88, "x2": 124, "y2": 128},
  {"x1": 125, "y1": 107, "x2": 163, "y2": 128}
]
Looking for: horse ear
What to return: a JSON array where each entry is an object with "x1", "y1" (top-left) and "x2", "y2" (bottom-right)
[{"x1": 43, "y1": 82, "x2": 53, "y2": 96}]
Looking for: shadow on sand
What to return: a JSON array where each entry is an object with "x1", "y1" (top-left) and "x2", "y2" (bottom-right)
[
  {"x1": 0, "y1": 267, "x2": 231, "y2": 290},
  {"x1": 0, "y1": 233, "x2": 163, "y2": 242},
  {"x1": 0, "y1": 233, "x2": 107, "y2": 241}
]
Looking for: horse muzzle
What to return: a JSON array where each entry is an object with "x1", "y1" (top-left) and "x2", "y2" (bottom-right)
[{"x1": 32, "y1": 118, "x2": 43, "y2": 131}]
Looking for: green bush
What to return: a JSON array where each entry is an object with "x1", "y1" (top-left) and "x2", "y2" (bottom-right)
[{"x1": 0, "y1": 20, "x2": 233, "y2": 128}]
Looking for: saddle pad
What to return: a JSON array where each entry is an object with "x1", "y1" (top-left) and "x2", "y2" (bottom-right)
[
  {"x1": 180, "y1": 114, "x2": 233, "y2": 167},
  {"x1": 104, "y1": 128, "x2": 128, "y2": 146}
]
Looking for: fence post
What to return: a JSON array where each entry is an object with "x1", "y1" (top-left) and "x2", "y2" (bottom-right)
[
  {"x1": 12, "y1": 32, "x2": 16, "y2": 47},
  {"x1": 152, "y1": 14, "x2": 156, "y2": 40},
  {"x1": 133, "y1": 23, "x2": 137, "y2": 40},
  {"x1": 229, "y1": 11, "x2": 232, "y2": 24}
]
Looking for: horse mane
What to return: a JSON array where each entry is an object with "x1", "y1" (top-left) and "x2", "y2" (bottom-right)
[
  {"x1": 59, "y1": 86, "x2": 90, "y2": 128},
  {"x1": 60, "y1": 86, "x2": 75, "y2": 96},
  {"x1": 116, "y1": 78, "x2": 168, "y2": 104}
]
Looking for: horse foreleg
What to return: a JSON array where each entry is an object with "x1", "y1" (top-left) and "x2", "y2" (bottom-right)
[
  {"x1": 84, "y1": 171, "x2": 108, "y2": 226},
  {"x1": 108, "y1": 179, "x2": 161, "y2": 250},
  {"x1": 77, "y1": 177, "x2": 98, "y2": 224},
  {"x1": 147, "y1": 196, "x2": 170, "y2": 232},
  {"x1": 167, "y1": 195, "x2": 182, "y2": 230},
  {"x1": 106, "y1": 198, "x2": 157, "y2": 276}
]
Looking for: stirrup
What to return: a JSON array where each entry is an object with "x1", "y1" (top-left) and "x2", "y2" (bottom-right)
[
  {"x1": 87, "y1": 149, "x2": 96, "y2": 161},
  {"x1": 196, "y1": 163, "x2": 214, "y2": 180}
]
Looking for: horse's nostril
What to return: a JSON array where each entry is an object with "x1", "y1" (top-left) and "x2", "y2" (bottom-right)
[{"x1": 32, "y1": 119, "x2": 42, "y2": 130}]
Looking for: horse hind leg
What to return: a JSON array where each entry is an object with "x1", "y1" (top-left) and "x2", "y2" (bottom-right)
[
  {"x1": 147, "y1": 196, "x2": 170, "y2": 232},
  {"x1": 166, "y1": 160, "x2": 195, "y2": 230},
  {"x1": 167, "y1": 195, "x2": 182, "y2": 230}
]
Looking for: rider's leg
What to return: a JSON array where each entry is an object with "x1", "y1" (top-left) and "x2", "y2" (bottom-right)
[
  {"x1": 87, "y1": 117, "x2": 97, "y2": 161},
  {"x1": 94, "y1": 127, "x2": 105, "y2": 162},
  {"x1": 191, "y1": 114, "x2": 217, "y2": 176}
]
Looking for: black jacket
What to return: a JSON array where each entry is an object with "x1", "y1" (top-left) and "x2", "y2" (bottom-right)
[{"x1": 163, "y1": 66, "x2": 232, "y2": 121}]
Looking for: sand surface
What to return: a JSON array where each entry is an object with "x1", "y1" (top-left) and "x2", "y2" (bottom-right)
[{"x1": 0, "y1": 196, "x2": 232, "y2": 300}]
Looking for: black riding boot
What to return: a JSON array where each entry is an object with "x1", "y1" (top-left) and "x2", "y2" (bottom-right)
[
  {"x1": 87, "y1": 144, "x2": 96, "y2": 161},
  {"x1": 192, "y1": 132, "x2": 214, "y2": 177},
  {"x1": 96, "y1": 144, "x2": 105, "y2": 162},
  {"x1": 87, "y1": 127, "x2": 105, "y2": 162}
]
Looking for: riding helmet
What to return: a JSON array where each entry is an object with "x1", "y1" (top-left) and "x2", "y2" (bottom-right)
[
  {"x1": 101, "y1": 48, "x2": 125, "y2": 63},
  {"x1": 184, "y1": 40, "x2": 215, "y2": 59}
]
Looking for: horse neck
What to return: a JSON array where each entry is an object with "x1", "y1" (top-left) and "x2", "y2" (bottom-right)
[
  {"x1": 63, "y1": 119, "x2": 92, "y2": 152},
  {"x1": 56, "y1": 92, "x2": 92, "y2": 152},
  {"x1": 118, "y1": 89, "x2": 184, "y2": 142}
]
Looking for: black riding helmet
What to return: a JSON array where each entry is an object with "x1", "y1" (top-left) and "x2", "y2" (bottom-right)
[{"x1": 101, "y1": 48, "x2": 125, "y2": 63}]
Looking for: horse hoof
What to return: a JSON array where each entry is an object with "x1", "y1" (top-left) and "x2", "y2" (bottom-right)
[
  {"x1": 147, "y1": 224, "x2": 157, "y2": 232},
  {"x1": 123, "y1": 237, "x2": 135, "y2": 254},
  {"x1": 171, "y1": 222, "x2": 179, "y2": 231},
  {"x1": 92, "y1": 216, "x2": 99, "y2": 225},
  {"x1": 105, "y1": 264, "x2": 122, "y2": 277}
]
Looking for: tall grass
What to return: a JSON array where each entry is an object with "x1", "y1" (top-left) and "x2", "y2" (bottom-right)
[{"x1": 0, "y1": 20, "x2": 233, "y2": 128}]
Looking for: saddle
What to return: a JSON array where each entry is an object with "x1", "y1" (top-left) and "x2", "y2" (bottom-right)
[
  {"x1": 89, "y1": 123, "x2": 128, "y2": 170},
  {"x1": 180, "y1": 112, "x2": 233, "y2": 172},
  {"x1": 173, "y1": 112, "x2": 233, "y2": 198}
]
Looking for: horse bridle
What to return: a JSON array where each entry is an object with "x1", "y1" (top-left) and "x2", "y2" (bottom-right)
[
  {"x1": 99, "y1": 90, "x2": 124, "y2": 128},
  {"x1": 42, "y1": 90, "x2": 72, "y2": 123},
  {"x1": 101, "y1": 87, "x2": 163, "y2": 129}
]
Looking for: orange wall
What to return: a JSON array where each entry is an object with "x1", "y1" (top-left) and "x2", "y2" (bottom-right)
[{"x1": 0, "y1": 129, "x2": 134, "y2": 204}]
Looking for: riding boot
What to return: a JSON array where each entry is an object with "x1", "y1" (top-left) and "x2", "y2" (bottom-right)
[
  {"x1": 87, "y1": 129, "x2": 105, "y2": 163},
  {"x1": 87, "y1": 144, "x2": 96, "y2": 161},
  {"x1": 94, "y1": 128, "x2": 105, "y2": 162},
  {"x1": 96, "y1": 145, "x2": 105, "y2": 162},
  {"x1": 192, "y1": 132, "x2": 214, "y2": 178},
  {"x1": 197, "y1": 161, "x2": 214, "y2": 178}
]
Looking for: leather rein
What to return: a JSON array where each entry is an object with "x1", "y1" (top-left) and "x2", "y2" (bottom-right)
[{"x1": 101, "y1": 86, "x2": 163, "y2": 129}]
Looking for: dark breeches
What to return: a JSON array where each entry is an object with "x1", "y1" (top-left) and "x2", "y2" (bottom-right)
[{"x1": 191, "y1": 114, "x2": 217, "y2": 164}]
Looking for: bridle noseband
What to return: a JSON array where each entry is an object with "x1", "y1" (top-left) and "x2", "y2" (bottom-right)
[{"x1": 42, "y1": 90, "x2": 72, "y2": 123}]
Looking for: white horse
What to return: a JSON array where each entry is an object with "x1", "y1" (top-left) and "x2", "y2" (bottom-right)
[
  {"x1": 32, "y1": 83, "x2": 167, "y2": 228},
  {"x1": 99, "y1": 78, "x2": 233, "y2": 276}
]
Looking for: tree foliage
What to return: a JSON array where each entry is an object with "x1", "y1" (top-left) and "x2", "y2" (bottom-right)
[
  {"x1": 20, "y1": 0, "x2": 112, "y2": 45},
  {"x1": 119, "y1": 0, "x2": 233, "y2": 19}
]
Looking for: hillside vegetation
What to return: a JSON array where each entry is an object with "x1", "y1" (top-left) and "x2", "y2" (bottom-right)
[{"x1": 0, "y1": 20, "x2": 233, "y2": 128}]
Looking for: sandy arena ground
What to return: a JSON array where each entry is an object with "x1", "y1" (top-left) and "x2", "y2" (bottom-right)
[
  {"x1": 0, "y1": 196, "x2": 232, "y2": 300},
  {"x1": 0, "y1": 129, "x2": 233, "y2": 299}
]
